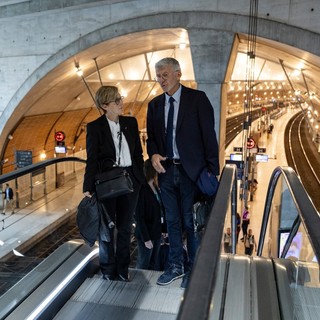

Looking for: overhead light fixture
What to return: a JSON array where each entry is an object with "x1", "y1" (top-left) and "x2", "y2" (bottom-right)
[
  {"x1": 76, "y1": 67, "x2": 83, "y2": 77},
  {"x1": 73, "y1": 59, "x2": 97, "y2": 110},
  {"x1": 40, "y1": 151, "x2": 47, "y2": 160},
  {"x1": 293, "y1": 69, "x2": 300, "y2": 76},
  {"x1": 0, "y1": 158, "x2": 8, "y2": 165},
  {"x1": 74, "y1": 61, "x2": 83, "y2": 77}
]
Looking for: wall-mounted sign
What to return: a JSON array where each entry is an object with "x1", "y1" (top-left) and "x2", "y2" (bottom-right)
[
  {"x1": 15, "y1": 150, "x2": 32, "y2": 168},
  {"x1": 247, "y1": 137, "x2": 256, "y2": 149},
  {"x1": 54, "y1": 131, "x2": 66, "y2": 142}
]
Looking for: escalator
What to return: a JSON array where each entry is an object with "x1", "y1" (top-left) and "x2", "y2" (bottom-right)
[
  {"x1": 178, "y1": 165, "x2": 320, "y2": 320},
  {"x1": 0, "y1": 164, "x2": 319, "y2": 319}
]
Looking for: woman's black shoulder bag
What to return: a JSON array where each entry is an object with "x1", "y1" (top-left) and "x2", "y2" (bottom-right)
[{"x1": 95, "y1": 130, "x2": 133, "y2": 200}]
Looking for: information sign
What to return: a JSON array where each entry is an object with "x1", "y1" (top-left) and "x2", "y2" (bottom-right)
[{"x1": 15, "y1": 150, "x2": 32, "y2": 168}]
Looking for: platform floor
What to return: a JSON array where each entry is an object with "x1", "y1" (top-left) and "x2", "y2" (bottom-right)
[
  {"x1": 225, "y1": 108, "x2": 299, "y2": 255},
  {"x1": 0, "y1": 173, "x2": 84, "y2": 261}
]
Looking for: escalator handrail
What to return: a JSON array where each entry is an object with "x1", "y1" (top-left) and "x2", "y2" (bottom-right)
[
  {"x1": 177, "y1": 164, "x2": 238, "y2": 320},
  {"x1": 257, "y1": 166, "x2": 320, "y2": 262},
  {"x1": 0, "y1": 157, "x2": 86, "y2": 185}
]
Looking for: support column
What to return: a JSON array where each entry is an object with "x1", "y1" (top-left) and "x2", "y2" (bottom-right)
[{"x1": 188, "y1": 29, "x2": 236, "y2": 173}]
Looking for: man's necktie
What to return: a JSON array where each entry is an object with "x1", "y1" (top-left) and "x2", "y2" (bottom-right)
[{"x1": 166, "y1": 96, "x2": 175, "y2": 159}]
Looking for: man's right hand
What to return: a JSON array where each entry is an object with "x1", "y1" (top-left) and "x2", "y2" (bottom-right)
[
  {"x1": 83, "y1": 191, "x2": 92, "y2": 198},
  {"x1": 151, "y1": 154, "x2": 166, "y2": 173}
]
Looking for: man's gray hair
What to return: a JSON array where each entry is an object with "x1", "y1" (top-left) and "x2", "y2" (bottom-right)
[{"x1": 155, "y1": 57, "x2": 181, "y2": 71}]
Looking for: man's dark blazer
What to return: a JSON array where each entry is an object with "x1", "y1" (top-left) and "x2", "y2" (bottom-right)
[
  {"x1": 147, "y1": 85, "x2": 219, "y2": 182},
  {"x1": 4, "y1": 187, "x2": 13, "y2": 200},
  {"x1": 83, "y1": 114, "x2": 144, "y2": 193}
]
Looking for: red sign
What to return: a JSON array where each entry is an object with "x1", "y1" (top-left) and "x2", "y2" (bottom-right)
[
  {"x1": 247, "y1": 137, "x2": 256, "y2": 149},
  {"x1": 54, "y1": 131, "x2": 66, "y2": 142}
]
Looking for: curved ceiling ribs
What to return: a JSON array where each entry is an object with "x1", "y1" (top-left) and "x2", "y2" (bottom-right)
[{"x1": 1, "y1": 24, "x2": 320, "y2": 173}]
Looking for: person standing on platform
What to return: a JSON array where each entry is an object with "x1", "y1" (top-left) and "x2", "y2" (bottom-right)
[
  {"x1": 244, "y1": 228, "x2": 257, "y2": 255},
  {"x1": 241, "y1": 206, "x2": 250, "y2": 241},
  {"x1": 135, "y1": 159, "x2": 164, "y2": 270},
  {"x1": 223, "y1": 227, "x2": 232, "y2": 253},
  {"x1": 2, "y1": 183, "x2": 14, "y2": 215},
  {"x1": 236, "y1": 212, "x2": 241, "y2": 243},
  {"x1": 147, "y1": 57, "x2": 220, "y2": 288},
  {"x1": 83, "y1": 85, "x2": 144, "y2": 282}
]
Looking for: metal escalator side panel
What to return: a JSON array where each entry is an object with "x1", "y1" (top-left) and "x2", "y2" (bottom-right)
[
  {"x1": 251, "y1": 257, "x2": 281, "y2": 320},
  {"x1": 5, "y1": 242, "x2": 99, "y2": 320},
  {"x1": 177, "y1": 164, "x2": 238, "y2": 320},
  {"x1": 208, "y1": 255, "x2": 228, "y2": 319},
  {"x1": 222, "y1": 256, "x2": 281, "y2": 320},
  {"x1": 222, "y1": 255, "x2": 251, "y2": 320},
  {"x1": 274, "y1": 258, "x2": 320, "y2": 320},
  {"x1": 273, "y1": 258, "x2": 296, "y2": 320},
  {"x1": 0, "y1": 240, "x2": 84, "y2": 320}
]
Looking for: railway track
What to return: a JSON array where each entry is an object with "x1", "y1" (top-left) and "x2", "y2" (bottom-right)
[
  {"x1": 285, "y1": 111, "x2": 320, "y2": 211},
  {"x1": 225, "y1": 105, "x2": 278, "y2": 147},
  {"x1": 0, "y1": 213, "x2": 81, "y2": 296},
  {"x1": 0, "y1": 213, "x2": 138, "y2": 296}
]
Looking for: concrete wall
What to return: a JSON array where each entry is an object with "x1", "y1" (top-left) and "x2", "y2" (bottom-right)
[{"x1": 0, "y1": 0, "x2": 320, "y2": 135}]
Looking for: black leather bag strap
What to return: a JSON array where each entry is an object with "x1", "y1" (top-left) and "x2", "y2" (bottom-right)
[
  {"x1": 117, "y1": 130, "x2": 122, "y2": 166},
  {"x1": 98, "y1": 127, "x2": 123, "y2": 173}
]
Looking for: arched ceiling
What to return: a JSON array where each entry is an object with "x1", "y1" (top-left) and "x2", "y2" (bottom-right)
[
  {"x1": 2, "y1": 29, "x2": 320, "y2": 172},
  {"x1": 227, "y1": 34, "x2": 320, "y2": 116}
]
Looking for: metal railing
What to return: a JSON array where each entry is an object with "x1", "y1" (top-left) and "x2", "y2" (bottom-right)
[
  {"x1": 177, "y1": 164, "x2": 238, "y2": 320},
  {"x1": 0, "y1": 157, "x2": 86, "y2": 210},
  {"x1": 178, "y1": 165, "x2": 320, "y2": 319},
  {"x1": 257, "y1": 166, "x2": 320, "y2": 262}
]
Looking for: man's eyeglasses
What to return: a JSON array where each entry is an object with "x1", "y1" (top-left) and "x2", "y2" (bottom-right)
[
  {"x1": 105, "y1": 96, "x2": 124, "y2": 105},
  {"x1": 154, "y1": 70, "x2": 179, "y2": 82}
]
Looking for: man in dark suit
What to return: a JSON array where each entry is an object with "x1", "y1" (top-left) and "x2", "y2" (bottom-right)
[
  {"x1": 2, "y1": 183, "x2": 14, "y2": 215},
  {"x1": 147, "y1": 57, "x2": 219, "y2": 288}
]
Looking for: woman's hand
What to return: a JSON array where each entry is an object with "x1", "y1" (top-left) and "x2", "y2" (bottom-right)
[{"x1": 83, "y1": 191, "x2": 92, "y2": 198}]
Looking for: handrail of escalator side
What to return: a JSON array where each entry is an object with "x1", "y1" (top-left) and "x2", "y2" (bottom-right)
[
  {"x1": 0, "y1": 157, "x2": 86, "y2": 184},
  {"x1": 257, "y1": 166, "x2": 320, "y2": 262},
  {"x1": 177, "y1": 164, "x2": 238, "y2": 320}
]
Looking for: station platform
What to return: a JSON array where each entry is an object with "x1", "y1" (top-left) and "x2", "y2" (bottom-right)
[
  {"x1": 225, "y1": 107, "x2": 300, "y2": 254},
  {"x1": 0, "y1": 108, "x2": 299, "y2": 262},
  {"x1": 0, "y1": 173, "x2": 84, "y2": 261}
]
